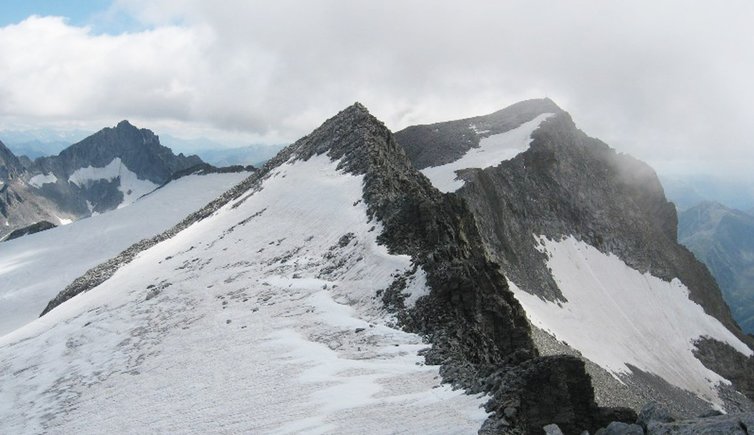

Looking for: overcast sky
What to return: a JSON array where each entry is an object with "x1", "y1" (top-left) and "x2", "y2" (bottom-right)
[{"x1": 0, "y1": 0, "x2": 753, "y2": 183}]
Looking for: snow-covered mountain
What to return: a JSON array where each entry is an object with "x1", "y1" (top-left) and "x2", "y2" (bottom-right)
[
  {"x1": 0, "y1": 121, "x2": 204, "y2": 238},
  {"x1": 395, "y1": 99, "x2": 754, "y2": 416},
  {"x1": 1, "y1": 138, "x2": 68, "y2": 237},
  {"x1": 0, "y1": 104, "x2": 638, "y2": 434},
  {"x1": 3, "y1": 101, "x2": 754, "y2": 434},
  {"x1": 679, "y1": 201, "x2": 754, "y2": 334}
]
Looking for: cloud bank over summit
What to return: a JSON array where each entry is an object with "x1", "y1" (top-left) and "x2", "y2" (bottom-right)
[{"x1": 0, "y1": 1, "x2": 753, "y2": 182}]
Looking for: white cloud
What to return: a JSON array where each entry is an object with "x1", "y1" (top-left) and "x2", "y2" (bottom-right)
[{"x1": 1, "y1": 1, "x2": 753, "y2": 181}]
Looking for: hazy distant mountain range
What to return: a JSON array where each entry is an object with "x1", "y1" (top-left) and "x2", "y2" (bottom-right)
[
  {"x1": 679, "y1": 201, "x2": 754, "y2": 334},
  {"x1": 2, "y1": 131, "x2": 285, "y2": 169},
  {"x1": 662, "y1": 175, "x2": 754, "y2": 212}
]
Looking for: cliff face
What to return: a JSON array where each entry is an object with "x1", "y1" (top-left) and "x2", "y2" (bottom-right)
[{"x1": 396, "y1": 100, "x2": 754, "y2": 416}]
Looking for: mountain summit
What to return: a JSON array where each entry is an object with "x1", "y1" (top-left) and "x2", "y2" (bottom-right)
[{"x1": 44, "y1": 120, "x2": 202, "y2": 185}]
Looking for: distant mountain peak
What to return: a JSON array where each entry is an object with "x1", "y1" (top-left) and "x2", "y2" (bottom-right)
[
  {"x1": 115, "y1": 119, "x2": 136, "y2": 130},
  {"x1": 264, "y1": 102, "x2": 402, "y2": 177},
  {"x1": 489, "y1": 97, "x2": 564, "y2": 117},
  {"x1": 345, "y1": 101, "x2": 370, "y2": 114},
  {"x1": 0, "y1": 139, "x2": 23, "y2": 181}
]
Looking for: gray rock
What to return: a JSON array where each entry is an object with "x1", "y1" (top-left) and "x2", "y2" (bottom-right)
[
  {"x1": 603, "y1": 421, "x2": 643, "y2": 435},
  {"x1": 647, "y1": 413, "x2": 750, "y2": 434},
  {"x1": 503, "y1": 406, "x2": 516, "y2": 418},
  {"x1": 543, "y1": 423, "x2": 564, "y2": 435},
  {"x1": 637, "y1": 402, "x2": 674, "y2": 428}
]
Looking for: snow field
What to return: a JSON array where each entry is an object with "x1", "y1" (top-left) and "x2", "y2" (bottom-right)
[
  {"x1": 0, "y1": 172, "x2": 250, "y2": 337},
  {"x1": 0, "y1": 154, "x2": 489, "y2": 434}
]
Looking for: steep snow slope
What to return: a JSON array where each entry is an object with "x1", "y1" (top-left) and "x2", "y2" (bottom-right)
[
  {"x1": 421, "y1": 113, "x2": 553, "y2": 192},
  {"x1": 511, "y1": 235, "x2": 752, "y2": 408},
  {"x1": 0, "y1": 154, "x2": 488, "y2": 434},
  {"x1": 0, "y1": 172, "x2": 249, "y2": 337}
]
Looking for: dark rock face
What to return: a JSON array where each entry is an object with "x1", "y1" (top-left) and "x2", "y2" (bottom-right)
[
  {"x1": 0, "y1": 140, "x2": 24, "y2": 182},
  {"x1": 486, "y1": 355, "x2": 636, "y2": 434},
  {"x1": 36, "y1": 120, "x2": 201, "y2": 185},
  {"x1": 4, "y1": 220, "x2": 57, "y2": 241},
  {"x1": 167, "y1": 163, "x2": 255, "y2": 183},
  {"x1": 679, "y1": 201, "x2": 754, "y2": 334},
  {"x1": 29, "y1": 120, "x2": 203, "y2": 216},
  {"x1": 694, "y1": 337, "x2": 754, "y2": 404},
  {"x1": 398, "y1": 104, "x2": 738, "y2": 333},
  {"x1": 42, "y1": 103, "x2": 629, "y2": 434}
]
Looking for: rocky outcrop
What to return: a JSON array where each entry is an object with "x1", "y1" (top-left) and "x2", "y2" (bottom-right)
[
  {"x1": 168, "y1": 162, "x2": 255, "y2": 181},
  {"x1": 0, "y1": 140, "x2": 24, "y2": 182},
  {"x1": 3, "y1": 220, "x2": 57, "y2": 241},
  {"x1": 594, "y1": 401, "x2": 754, "y2": 434},
  {"x1": 483, "y1": 355, "x2": 637, "y2": 434}
]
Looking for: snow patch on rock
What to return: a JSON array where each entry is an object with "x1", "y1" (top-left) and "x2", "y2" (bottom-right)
[
  {"x1": 510, "y1": 235, "x2": 752, "y2": 408},
  {"x1": 68, "y1": 157, "x2": 159, "y2": 208},
  {"x1": 421, "y1": 113, "x2": 553, "y2": 192},
  {"x1": 28, "y1": 173, "x2": 57, "y2": 188}
]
